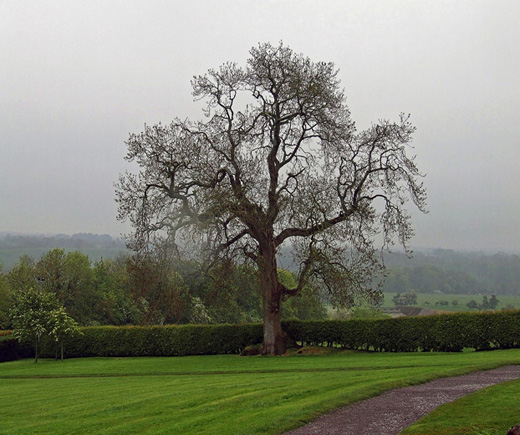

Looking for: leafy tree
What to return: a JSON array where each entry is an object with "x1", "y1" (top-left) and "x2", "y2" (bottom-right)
[
  {"x1": 6, "y1": 255, "x2": 36, "y2": 292},
  {"x1": 47, "y1": 306, "x2": 81, "y2": 360},
  {"x1": 392, "y1": 291, "x2": 418, "y2": 306},
  {"x1": 488, "y1": 294, "x2": 499, "y2": 310},
  {"x1": 125, "y1": 255, "x2": 192, "y2": 325},
  {"x1": 467, "y1": 299, "x2": 478, "y2": 310},
  {"x1": 9, "y1": 288, "x2": 61, "y2": 362},
  {"x1": 116, "y1": 42, "x2": 426, "y2": 354},
  {"x1": 92, "y1": 258, "x2": 140, "y2": 325},
  {"x1": 35, "y1": 249, "x2": 97, "y2": 325},
  {"x1": 0, "y1": 266, "x2": 12, "y2": 329}
]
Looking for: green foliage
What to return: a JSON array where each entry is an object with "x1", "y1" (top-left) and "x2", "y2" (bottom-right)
[
  {"x1": 3, "y1": 310, "x2": 520, "y2": 361},
  {"x1": 91, "y1": 257, "x2": 141, "y2": 325},
  {"x1": 10, "y1": 288, "x2": 61, "y2": 342},
  {"x1": 392, "y1": 290, "x2": 418, "y2": 306},
  {"x1": 278, "y1": 269, "x2": 327, "y2": 321},
  {"x1": 1, "y1": 248, "x2": 326, "y2": 329},
  {"x1": 0, "y1": 338, "x2": 33, "y2": 362},
  {"x1": 0, "y1": 268, "x2": 12, "y2": 329},
  {"x1": 9, "y1": 287, "x2": 61, "y2": 361},
  {"x1": 9, "y1": 287, "x2": 82, "y2": 362},
  {"x1": 47, "y1": 306, "x2": 82, "y2": 360},
  {"x1": 349, "y1": 307, "x2": 389, "y2": 320},
  {"x1": 467, "y1": 299, "x2": 479, "y2": 310},
  {"x1": 37, "y1": 323, "x2": 264, "y2": 358},
  {"x1": 6, "y1": 255, "x2": 35, "y2": 291},
  {"x1": 36, "y1": 249, "x2": 97, "y2": 325},
  {"x1": 284, "y1": 310, "x2": 520, "y2": 352}
]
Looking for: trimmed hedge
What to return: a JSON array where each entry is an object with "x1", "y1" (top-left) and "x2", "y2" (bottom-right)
[
  {"x1": 2, "y1": 311, "x2": 520, "y2": 361},
  {"x1": 284, "y1": 310, "x2": 520, "y2": 352},
  {"x1": 38, "y1": 323, "x2": 264, "y2": 358},
  {"x1": 0, "y1": 338, "x2": 33, "y2": 362}
]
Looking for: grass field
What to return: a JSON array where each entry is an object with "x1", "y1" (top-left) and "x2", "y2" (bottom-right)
[
  {"x1": 383, "y1": 292, "x2": 519, "y2": 312},
  {"x1": 2, "y1": 349, "x2": 520, "y2": 434}
]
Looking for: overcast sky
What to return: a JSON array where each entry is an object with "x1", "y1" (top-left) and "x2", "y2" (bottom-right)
[{"x1": 1, "y1": 1, "x2": 519, "y2": 252}]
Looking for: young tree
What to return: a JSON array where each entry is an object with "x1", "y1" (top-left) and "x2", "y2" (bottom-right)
[
  {"x1": 9, "y1": 288, "x2": 60, "y2": 363},
  {"x1": 116, "y1": 42, "x2": 426, "y2": 354},
  {"x1": 47, "y1": 306, "x2": 81, "y2": 361}
]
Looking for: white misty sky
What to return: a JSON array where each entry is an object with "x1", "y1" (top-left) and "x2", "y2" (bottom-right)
[{"x1": 1, "y1": 0, "x2": 519, "y2": 252}]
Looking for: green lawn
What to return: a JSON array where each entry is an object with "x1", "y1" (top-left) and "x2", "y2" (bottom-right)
[
  {"x1": 402, "y1": 378, "x2": 520, "y2": 435},
  {"x1": 2, "y1": 350, "x2": 520, "y2": 434}
]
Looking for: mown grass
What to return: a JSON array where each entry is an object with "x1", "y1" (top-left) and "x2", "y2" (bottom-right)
[
  {"x1": 1, "y1": 349, "x2": 520, "y2": 434},
  {"x1": 402, "y1": 378, "x2": 520, "y2": 435}
]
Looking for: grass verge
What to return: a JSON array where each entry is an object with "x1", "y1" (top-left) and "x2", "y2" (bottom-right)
[
  {"x1": 401, "y1": 378, "x2": 520, "y2": 435},
  {"x1": 1, "y1": 349, "x2": 520, "y2": 434}
]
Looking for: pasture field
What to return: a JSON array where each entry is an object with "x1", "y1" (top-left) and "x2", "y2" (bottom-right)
[
  {"x1": 1, "y1": 349, "x2": 520, "y2": 434},
  {"x1": 383, "y1": 292, "x2": 519, "y2": 312}
]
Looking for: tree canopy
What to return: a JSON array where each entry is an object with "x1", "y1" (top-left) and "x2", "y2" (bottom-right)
[{"x1": 116, "y1": 42, "x2": 426, "y2": 354}]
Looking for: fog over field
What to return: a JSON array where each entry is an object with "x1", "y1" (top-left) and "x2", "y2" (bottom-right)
[{"x1": 1, "y1": 1, "x2": 519, "y2": 252}]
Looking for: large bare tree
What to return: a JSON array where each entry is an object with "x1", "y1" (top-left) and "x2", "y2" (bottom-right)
[{"x1": 116, "y1": 42, "x2": 426, "y2": 355}]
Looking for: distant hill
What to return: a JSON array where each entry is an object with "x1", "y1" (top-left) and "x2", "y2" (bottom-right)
[
  {"x1": 2, "y1": 233, "x2": 519, "y2": 296},
  {"x1": 0, "y1": 233, "x2": 128, "y2": 270}
]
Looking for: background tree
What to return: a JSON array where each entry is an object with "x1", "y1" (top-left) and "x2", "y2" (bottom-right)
[
  {"x1": 488, "y1": 294, "x2": 499, "y2": 310},
  {"x1": 92, "y1": 257, "x2": 140, "y2": 325},
  {"x1": 0, "y1": 266, "x2": 12, "y2": 329},
  {"x1": 117, "y1": 42, "x2": 427, "y2": 354},
  {"x1": 392, "y1": 291, "x2": 418, "y2": 306},
  {"x1": 6, "y1": 255, "x2": 36, "y2": 292},
  {"x1": 35, "y1": 249, "x2": 97, "y2": 325},
  {"x1": 467, "y1": 299, "x2": 478, "y2": 310},
  {"x1": 125, "y1": 254, "x2": 193, "y2": 325}
]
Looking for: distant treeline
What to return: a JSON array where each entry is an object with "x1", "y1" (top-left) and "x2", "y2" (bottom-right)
[
  {"x1": 0, "y1": 233, "x2": 125, "y2": 250},
  {"x1": 0, "y1": 248, "x2": 326, "y2": 330},
  {"x1": 382, "y1": 250, "x2": 520, "y2": 296},
  {"x1": 0, "y1": 233, "x2": 127, "y2": 269},
  {"x1": 2, "y1": 233, "x2": 520, "y2": 305}
]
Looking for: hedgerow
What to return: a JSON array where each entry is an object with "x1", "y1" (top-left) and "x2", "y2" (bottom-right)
[
  {"x1": 285, "y1": 310, "x2": 520, "y2": 352},
  {"x1": 37, "y1": 323, "x2": 264, "y2": 358},
  {"x1": 1, "y1": 310, "x2": 520, "y2": 362}
]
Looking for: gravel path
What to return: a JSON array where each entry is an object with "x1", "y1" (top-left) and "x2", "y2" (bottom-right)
[{"x1": 285, "y1": 365, "x2": 520, "y2": 435}]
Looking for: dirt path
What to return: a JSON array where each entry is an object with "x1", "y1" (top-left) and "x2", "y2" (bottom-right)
[{"x1": 285, "y1": 365, "x2": 520, "y2": 435}]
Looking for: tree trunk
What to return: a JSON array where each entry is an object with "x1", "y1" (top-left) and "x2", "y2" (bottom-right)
[
  {"x1": 258, "y1": 238, "x2": 286, "y2": 355},
  {"x1": 262, "y1": 289, "x2": 286, "y2": 355},
  {"x1": 34, "y1": 338, "x2": 39, "y2": 363},
  {"x1": 61, "y1": 342, "x2": 64, "y2": 361}
]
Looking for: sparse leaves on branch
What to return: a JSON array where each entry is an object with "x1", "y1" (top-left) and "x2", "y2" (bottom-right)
[{"x1": 116, "y1": 42, "x2": 427, "y2": 354}]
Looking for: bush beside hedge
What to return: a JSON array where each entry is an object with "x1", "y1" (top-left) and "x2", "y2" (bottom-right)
[{"x1": 2, "y1": 310, "x2": 520, "y2": 362}]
